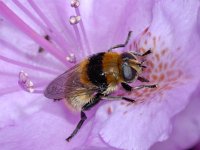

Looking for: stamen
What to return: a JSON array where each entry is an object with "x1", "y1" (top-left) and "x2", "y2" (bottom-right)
[
  {"x1": 71, "y1": 0, "x2": 80, "y2": 8},
  {"x1": 0, "y1": 55, "x2": 59, "y2": 75},
  {"x1": 55, "y1": 9, "x2": 77, "y2": 49},
  {"x1": 14, "y1": 1, "x2": 73, "y2": 56},
  {"x1": 0, "y1": 38, "x2": 25, "y2": 57},
  {"x1": 69, "y1": 15, "x2": 84, "y2": 53},
  {"x1": 69, "y1": 15, "x2": 81, "y2": 25},
  {"x1": 66, "y1": 53, "x2": 76, "y2": 63},
  {"x1": 27, "y1": 0, "x2": 70, "y2": 56},
  {"x1": 13, "y1": 1, "x2": 46, "y2": 29},
  {"x1": 69, "y1": 0, "x2": 91, "y2": 55},
  {"x1": 0, "y1": 2, "x2": 67, "y2": 65},
  {"x1": 0, "y1": 38, "x2": 62, "y2": 73},
  {"x1": 18, "y1": 71, "x2": 44, "y2": 94},
  {"x1": 74, "y1": 4, "x2": 92, "y2": 54},
  {"x1": 13, "y1": 1, "x2": 68, "y2": 54},
  {"x1": 70, "y1": 18, "x2": 84, "y2": 53}
]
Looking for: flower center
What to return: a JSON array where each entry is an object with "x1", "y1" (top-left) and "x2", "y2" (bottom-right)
[{"x1": 120, "y1": 28, "x2": 185, "y2": 104}]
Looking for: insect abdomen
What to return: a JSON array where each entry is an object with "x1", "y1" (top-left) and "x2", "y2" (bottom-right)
[{"x1": 87, "y1": 52, "x2": 108, "y2": 91}]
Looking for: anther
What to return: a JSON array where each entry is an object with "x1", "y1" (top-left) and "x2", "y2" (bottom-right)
[
  {"x1": 71, "y1": 0, "x2": 80, "y2": 8},
  {"x1": 18, "y1": 71, "x2": 34, "y2": 93},
  {"x1": 66, "y1": 53, "x2": 76, "y2": 63},
  {"x1": 69, "y1": 16, "x2": 81, "y2": 25},
  {"x1": 25, "y1": 80, "x2": 34, "y2": 93},
  {"x1": 19, "y1": 71, "x2": 28, "y2": 83}
]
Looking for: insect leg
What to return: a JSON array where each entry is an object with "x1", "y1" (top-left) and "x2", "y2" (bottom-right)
[
  {"x1": 137, "y1": 76, "x2": 149, "y2": 82},
  {"x1": 82, "y1": 93, "x2": 102, "y2": 111},
  {"x1": 121, "y1": 82, "x2": 132, "y2": 91},
  {"x1": 130, "y1": 49, "x2": 152, "y2": 57},
  {"x1": 134, "y1": 84, "x2": 158, "y2": 90},
  {"x1": 108, "y1": 31, "x2": 132, "y2": 52},
  {"x1": 66, "y1": 111, "x2": 87, "y2": 142},
  {"x1": 121, "y1": 82, "x2": 157, "y2": 91},
  {"x1": 53, "y1": 98, "x2": 62, "y2": 102},
  {"x1": 66, "y1": 93, "x2": 102, "y2": 142},
  {"x1": 104, "y1": 95, "x2": 135, "y2": 103}
]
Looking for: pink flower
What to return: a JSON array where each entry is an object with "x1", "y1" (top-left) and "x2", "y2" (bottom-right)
[{"x1": 0, "y1": 0, "x2": 200, "y2": 150}]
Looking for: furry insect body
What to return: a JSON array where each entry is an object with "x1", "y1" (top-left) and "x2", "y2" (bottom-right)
[
  {"x1": 48, "y1": 52, "x2": 125, "y2": 110},
  {"x1": 81, "y1": 52, "x2": 123, "y2": 94},
  {"x1": 44, "y1": 31, "x2": 157, "y2": 142}
]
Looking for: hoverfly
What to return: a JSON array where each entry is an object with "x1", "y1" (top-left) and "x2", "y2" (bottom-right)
[{"x1": 44, "y1": 31, "x2": 157, "y2": 141}]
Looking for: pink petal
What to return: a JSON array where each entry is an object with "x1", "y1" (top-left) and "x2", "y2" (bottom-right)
[
  {"x1": 151, "y1": 83, "x2": 200, "y2": 150},
  {"x1": 1, "y1": 0, "x2": 200, "y2": 149},
  {"x1": 85, "y1": 0, "x2": 153, "y2": 52},
  {"x1": 92, "y1": 0, "x2": 200, "y2": 149},
  {"x1": 0, "y1": 109, "x2": 92, "y2": 150}
]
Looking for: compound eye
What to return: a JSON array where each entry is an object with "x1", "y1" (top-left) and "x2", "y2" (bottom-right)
[{"x1": 122, "y1": 63, "x2": 137, "y2": 82}]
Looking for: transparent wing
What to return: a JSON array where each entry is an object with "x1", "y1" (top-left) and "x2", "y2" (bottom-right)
[{"x1": 44, "y1": 64, "x2": 80, "y2": 99}]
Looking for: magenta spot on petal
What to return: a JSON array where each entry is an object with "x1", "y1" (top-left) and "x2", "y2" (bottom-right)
[
  {"x1": 124, "y1": 28, "x2": 187, "y2": 104},
  {"x1": 107, "y1": 107, "x2": 112, "y2": 115},
  {"x1": 123, "y1": 111, "x2": 128, "y2": 115},
  {"x1": 120, "y1": 102, "x2": 125, "y2": 105}
]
